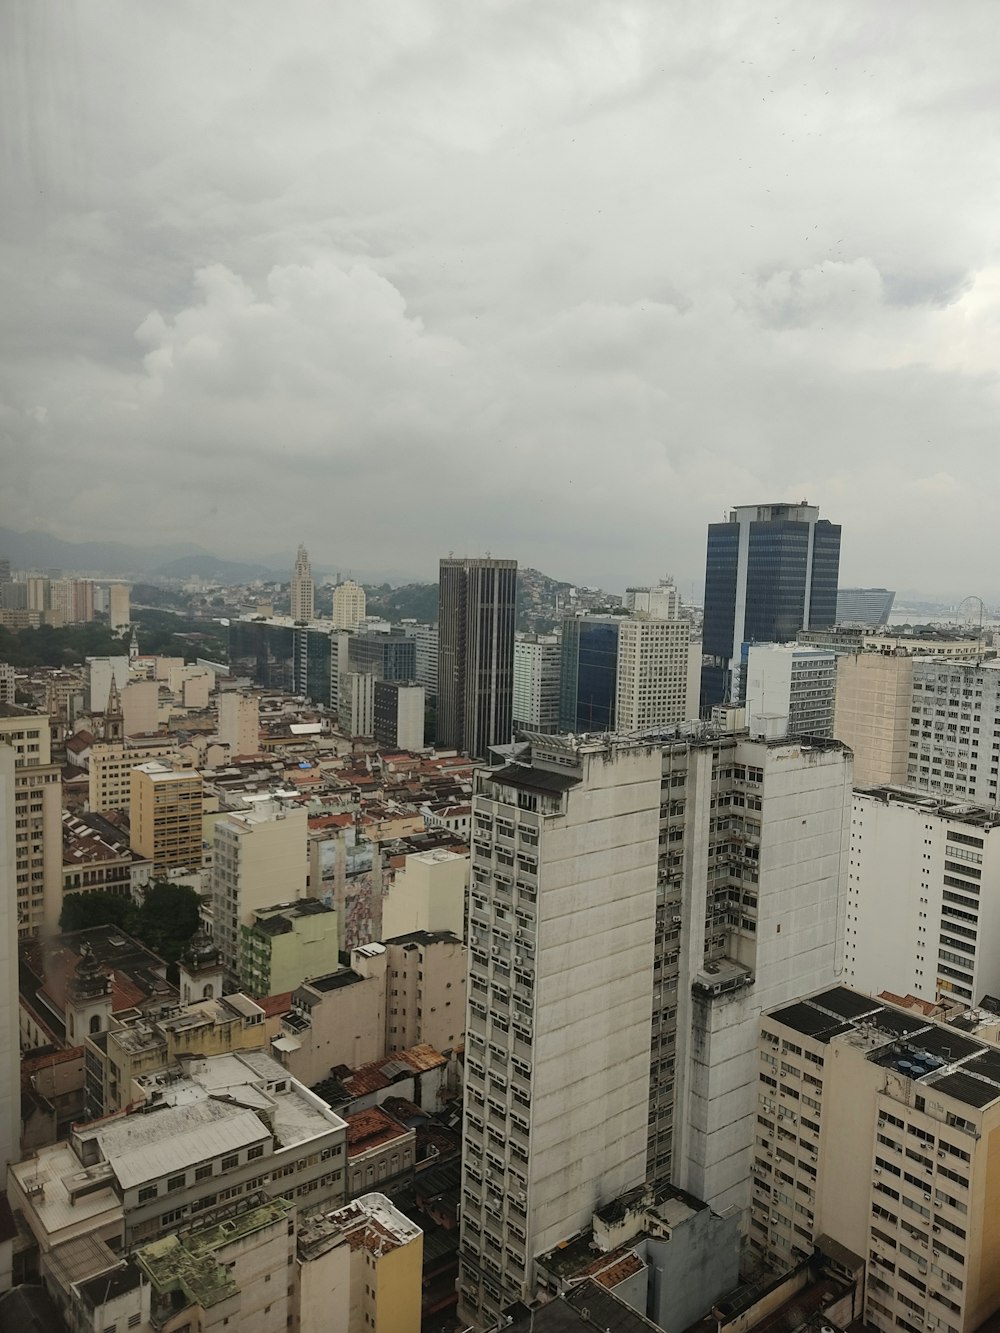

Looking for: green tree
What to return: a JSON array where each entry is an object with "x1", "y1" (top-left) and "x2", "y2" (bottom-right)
[
  {"x1": 59, "y1": 891, "x2": 135, "y2": 935},
  {"x1": 133, "y1": 881, "x2": 202, "y2": 964}
]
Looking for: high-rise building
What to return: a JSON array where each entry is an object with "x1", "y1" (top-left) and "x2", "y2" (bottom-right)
[
  {"x1": 702, "y1": 501, "x2": 842, "y2": 709},
  {"x1": 615, "y1": 616, "x2": 694, "y2": 731},
  {"x1": 0, "y1": 746, "x2": 21, "y2": 1176},
  {"x1": 401, "y1": 623, "x2": 438, "y2": 695},
  {"x1": 108, "y1": 582, "x2": 130, "y2": 630},
  {"x1": 752, "y1": 986, "x2": 1000, "y2": 1333},
  {"x1": 833, "y1": 652, "x2": 914, "y2": 786},
  {"x1": 72, "y1": 578, "x2": 96, "y2": 624},
  {"x1": 129, "y1": 761, "x2": 204, "y2": 876},
  {"x1": 0, "y1": 704, "x2": 64, "y2": 936},
  {"x1": 744, "y1": 643, "x2": 837, "y2": 739},
  {"x1": 338, "y1": 670, "x2": 376, "y2": 737},
  {"x1": 291, "y1": 544, "x2": 315, "y2": 622},
  {"x1": 845, "y1": 787, "x2": 1000, "y2": 1007},
  {"x1": 218, "y1": 691, "x2": 260, "y2": 758},
  {"x1": 558, "y1": 614, "x2": 621, "y2": 732},
  {"x1": 458, "y1": 727, "x2": 853, "y2": 1320},
  {"x1": 438, "y1": 557, "x2": 517, "y2": 758},
  {"x1": 459, "y1": 736, "x2": 662, "y2": 1324},
  {"x1": 0, "y1": 663, "x2": 14, "y2": 706},
  {"x1": 210, "y1": 801, "x2": 308, "y2": 981},
  {"x1": 835, "y1": 586, "x2": 896, "y2": 625},
  {"x1": 373, "y1": 679, "x2": 425, "y2": 751},
  {"x1": 347, "y1": 630, "x2": 416, "y2": 681},
  {"x1": 512, "y1": 633, "x2": 561, "y2": 733},
  {"x1": 332, "y1": 579, "x2": 366, "y2": 631},
  {"x1": 905, "y1": 658, "x2": 1000, "y2": 804}
]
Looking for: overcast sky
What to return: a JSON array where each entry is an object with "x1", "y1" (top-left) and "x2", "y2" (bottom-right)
[{"x1": 4, "y1": 2, "x2": 1000, "y2": 597}]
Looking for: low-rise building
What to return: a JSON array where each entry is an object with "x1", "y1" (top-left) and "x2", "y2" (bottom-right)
[
  {"x1": 62, "y1": 810, "x2": 152, "y2": 914},
  {"x1": 344, "y1": 1106, "x2": 416, "y2": 1198},
  {"x1": 130, "y1": 761, "x2": 204, "y2": 876},
  {"x1": 381, "y1": 848, "x2": 467, "y2": 941},
  {"x1": 384, "y1": 931, "x2": 465, "y2": 1054},
  {"x1": 272, "y1": 947, "x2": 387, "y2": 1087}
]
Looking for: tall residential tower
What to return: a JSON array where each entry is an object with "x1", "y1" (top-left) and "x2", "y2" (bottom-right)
[{"x1": 291, "y1": 544, "x2": 315, "y2": 622}]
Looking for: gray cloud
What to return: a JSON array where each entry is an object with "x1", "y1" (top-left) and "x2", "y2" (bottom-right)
[{"x1": 3, "y1": 0, "x2": 1000, "y2": 597}]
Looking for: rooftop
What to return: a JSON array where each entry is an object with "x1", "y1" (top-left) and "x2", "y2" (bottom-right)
[
  {"x1": 855, "y1": 784, "x2": 1000, "y2": 830},
  {"x1": 345, "y1": 1107, "x2": 411, "y2": 1156},
  {"x1": 297, "y1": 1192, "x2": 421, "y2": 1262},
  {"x1": 768, "y1": 986, "x2": 1000, "y2": 1110}
]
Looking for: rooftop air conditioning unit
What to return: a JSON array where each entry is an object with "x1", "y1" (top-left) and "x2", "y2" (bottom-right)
[{"x1": 924, "y1": 1193, "x2": 932, "y2": 1201}]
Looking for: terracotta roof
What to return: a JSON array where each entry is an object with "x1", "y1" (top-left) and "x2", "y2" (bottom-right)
[
  {"x1": 878, "y1": 990, "x2": 941, "y2": 1017},
  {"x1": 259, "y1": 991, "x2": 293, "y2": 1018},
  {"x1": 65, "y1": 730, "x2": 95, "y2": 755},
  {"x1": 308, "y1": 813, "x2": 355, "y2": 830},
  {"x1": 583, "y1": 1248, "x2": 646, "y2": 1289},
  {"x1": 345, "y1": 1107, "x2": 410, "y2": 1155}
]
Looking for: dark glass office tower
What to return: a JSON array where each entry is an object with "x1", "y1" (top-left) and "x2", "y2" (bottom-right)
[
  {"x1": 438, "y1": 557, "x2": 517, "y2": 758},
  {"x1": 559, "y1": 615, "x2": 621, "y2": 732},
  {"x1": 701, "y1": 502, "x2": 841, "y2": 709}
]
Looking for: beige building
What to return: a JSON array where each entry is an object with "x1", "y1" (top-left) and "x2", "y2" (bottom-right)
[
  {"x1": 752, "y1": 986, "x2": 1000, "y2": 1333},
  {"x1": 345, "y1": 1106, "x2": 416, "y2": 1198},
  {"x1": 218, "y1": 691, "x2": 260, "y2": 758},
  {"x1": 297, "y1": 1193, "x2": 422, "y2": 1333},
  {"x1": 615, "y1": 614, "x2": 694, "y2": 730},
  {"x1": 0, "y1": 703, "x2": 64, "y2": 936},
  {"x1": 89, "y1": 737, "x2": 181, "y2": 813},
  {"x1": 108, "y1": 583, "x2": 130, "y2": 630},
  {"x1": 381, "y1": 847, "x2": 467, "y2": 940},
  {"x1": 136, "y1": 1196, "x2": 296, "y2": 1333},
  {"x1": 332, "y1": 579, "x2": 366, "y2": 632},
  {"x1": 834, "y1": 652, "x2": 913, "y2": 785},
  {"x1": 121, "y1": 678, "x2": 159, "y2": 737},
  {"x1": 291, "y1": 544, "x2": 315, "y2": 622},
  {"x1": 130, "y1": 760, "x2": 204, "y2": 875},
  {"x1": 384, "y1": 930, "x2": 466, "y2": 1053},
  {"x1": 210, "y1": 802, "x2": 308, "y2": 979},
  {"x1": 273, "y1": 944, "x2": 388, "y2": 1086}
]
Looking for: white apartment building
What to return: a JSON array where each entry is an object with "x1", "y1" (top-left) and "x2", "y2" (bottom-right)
[
  {"x1": 211, "y1": 802, "x2": 308, "y2": 980},
  {"x1": 752, "y1": 987, "x2": 1000, "y2": 1333},
  {"x1": 338, "y1": 670, "x2": 375, "y2": 737},
  {"x1": 512, "y1": 634, "x2": 561, "y2": 733},
  {"x1": 615, "y1": 616, "x2": 693, "y2": 730},
  {"x1": 745, "y1": 643, "x2": 837, "y2": 739},
  {"x1": 459, "y1": 737, "x2": 662, "y2": 1325},
  {"x1": 906, "y1": 658, "x2": 1000, "y2": 804},
  {"x1": 846, "y1": 787, "x2": 1000, "y2": 1007},
  {"x1": 332, "y1": 579, "x2": 366, "y2": 631}
]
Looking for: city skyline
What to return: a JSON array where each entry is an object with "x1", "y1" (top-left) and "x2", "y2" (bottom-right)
[{"x1": 6, "y1": 5, "x2": 1000, "y2": 596}]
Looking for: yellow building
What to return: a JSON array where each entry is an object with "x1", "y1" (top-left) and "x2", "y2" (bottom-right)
[
  {"x1": 130, "y1": 760, "x2": 204, "y2": 874},
  {"x1": 0, "y1": 703, "x2": 64, "y2": 935},
  {"x1": 89, "y1": 738, "x2": 183, "y2": 813},
  {"x1": 753, "y1": 986, "x2": 1000, "y2": 1333},
  {"x1": 297, "y1": 1192, "x2": 422, "y2": 1333}
]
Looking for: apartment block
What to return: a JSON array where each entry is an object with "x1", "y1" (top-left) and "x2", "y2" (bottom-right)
[
  {"x1": 401, "y1": 622, "x2": 439, "y2": 695},
  {"x1": 88, "y1": 739, "x2": 182, "y2": 813},
  {"x1": 381, "y1": 847, "x2": 467, "y2": 940},
  {"x1": 210, "y1": 802, "x2": 308, "y2": 980},
  {"x1": 0, "y1": 703, "x2": 64, "y2": 936},
  {"x1": 62, "y1": 809, "x2": 152, "y2": 916},
  {"x1": 846, "y1": 788, "x2": 1000, "y2": 1007},
  {"x1": 384, "y1": 930, "x2": 466, "y2": 1053},
  {"x1": 615, "y1": 615, "x2": 693, "y2": 731},
  {"x1": 273, "y1": 946, "x2": 388, "y2": 1086},
  {"x1": 129, "y1": 760, "x2": 204, "y2": 875},
  {"x1": 296, "y1": 1192, "x2": 423, "y2": 1333},
  {"x1": 752, "y1": 987, "x2": 1000, "y2": 1333},
  {"x1": 906, "y1": 659, "x2": 1000, "y2": 803},
  {"x1": 0, "y1": 747, "x2": 20, "y2": 1191},
  {"x1": 240, "y1": 898, "x2": 339, "y2": 997},
  {"x1": 332, "y1": 579, "x2": 366, "y2": 632},
  {"x1": 513, "y1": 634, "x2": 562, "y2": 733},
  {"x1": 373, "y1": 679, "x2": 425, "y2": 752},
  {"x1": 217, "y1": 691, "x2": 260, "y2": 758},
  {"x1": 834, "y1": 652, "x2": 914, "y2": 785},
  {"x1": 745, "y1": 643, "x2": 837, "y2": 739},
  {"x1": 459, "y1": 737, "x2": 662, "y2": 1323}
]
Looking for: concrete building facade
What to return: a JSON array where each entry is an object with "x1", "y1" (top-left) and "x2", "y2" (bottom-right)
[
  {"x1": 615, "y1": 616, "x2": 694, "y2": 731},
  {"x1": 744, "y1": 643, "x2": 837, "y2": 739},
  {"x1": 845, "y1": 787, "x2": 1000, "y2": 1007},
  {"x1": 459, "y1": 737, "x2": 662, "y2": 1324},
  {"x1": 129, "y1": 761, "x2": 204, "y2": 876},
  {"x1": 437, "y1": 557, "x2": 517, "y2": 759},
  {"x1": 373, "y1": 679, "x2": 424, "y2": 752},
  {"x1": 906, "y1": 658, "x2": 1000, "y2": 804},
  {"x1": 291, "y1": 544, "x2": 315, "y2": 622},
  {"x1": 512, "y1": 634, "x2": 562, "y2": 734},
  {"x1": 332, "y1": 580, "x2": 366, "y2": 632},
  {"x1": 0, "y1": 704, "x2": 64, "y2": 936},
  {"x1": 834, "y1": 652, "x2": 914, "y2": 786},
  {"x1": 218, "y1": 691, "x2": 260, "y2": 758},
  {"x1": 381, "y1": 848, "x2": 468, "y2": 944},
  {"x1": 752, "y1": 987, "x2": 1000, "y2": 1333}
]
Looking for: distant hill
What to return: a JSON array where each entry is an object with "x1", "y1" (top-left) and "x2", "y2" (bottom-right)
[
  {"x1": 156, "y1": 554, "x2": 285, "y2": 582},
  {"x1": 0, "y1": 525, "x2": 207, "y2": 577}
]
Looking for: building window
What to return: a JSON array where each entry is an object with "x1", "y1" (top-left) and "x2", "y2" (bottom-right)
[
  {"x1": 167, "y1": 1174, "x2": 186, "y2": 1192},
  {"x1": 138, "y1": 1186, "x2": 157, "y2": 1203},
  {"x1": 195, "y1": 1164, "x2": 213, "y2": 1181}
]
